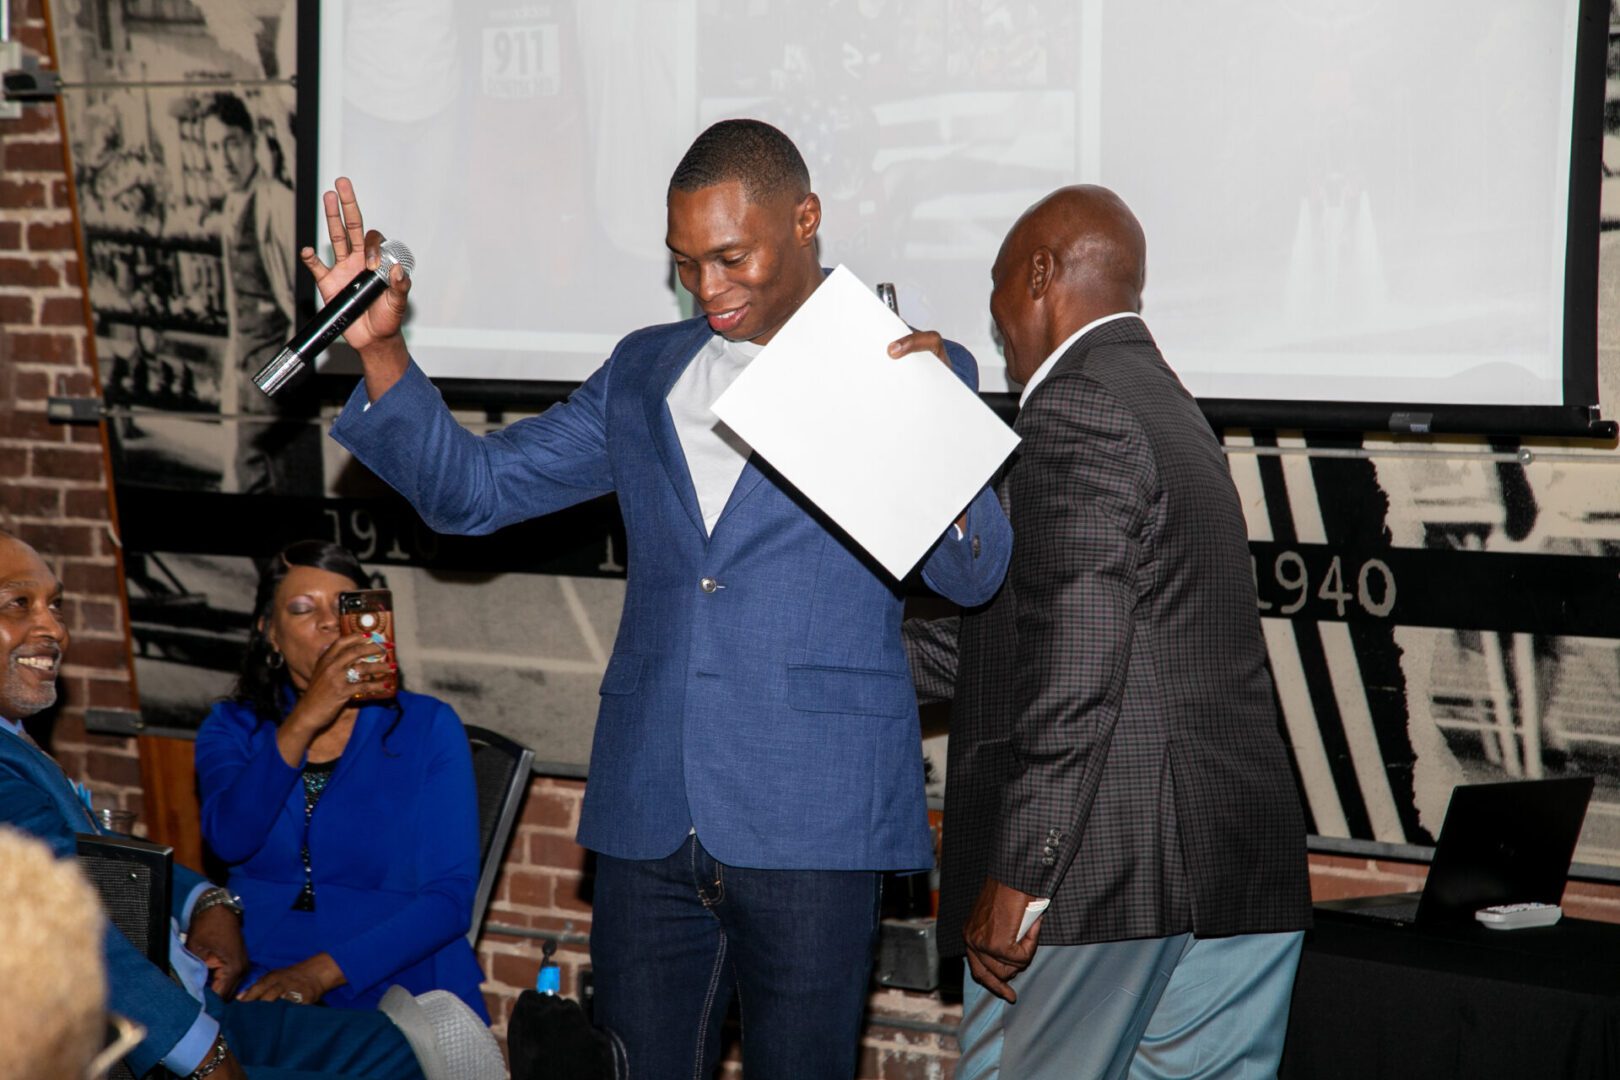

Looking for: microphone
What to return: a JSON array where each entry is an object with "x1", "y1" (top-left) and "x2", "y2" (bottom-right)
[{"x1": 253, "y1": 238, "x2": 415, "y2": 397}]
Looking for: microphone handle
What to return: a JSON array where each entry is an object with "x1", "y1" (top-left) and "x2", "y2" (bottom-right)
[
  {"x1": 300, "y1": 265, "x2": 392, "y2": 357},
  {"x1": 253, "y1": 265, "x2": 391, "y2": 397}
]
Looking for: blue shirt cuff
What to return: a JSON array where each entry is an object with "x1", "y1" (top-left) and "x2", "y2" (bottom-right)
[
  {"x1": 162, "y1": 1009, "x2": 220, "y2": 1076},
  {"x1": 180, "y1": 880, "x2": 212, "y2": 926}
]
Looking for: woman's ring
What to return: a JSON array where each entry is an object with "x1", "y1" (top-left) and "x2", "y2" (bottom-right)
[
  {"x1": 280, "y1": 990, "x2": 304, "y2": 1003},
  {"x1": 344, "y1": 666, "x2": 360, "y2": 684}
]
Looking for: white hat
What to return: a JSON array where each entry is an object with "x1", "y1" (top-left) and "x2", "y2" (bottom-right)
[{"x1": 379, "y1": 986, "x2": 507, "y2": 1080}]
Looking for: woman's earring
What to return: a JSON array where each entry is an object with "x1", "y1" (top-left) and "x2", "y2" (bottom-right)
[{"x1": 267, "y1": 648, "x2": 285, "y2": 670}]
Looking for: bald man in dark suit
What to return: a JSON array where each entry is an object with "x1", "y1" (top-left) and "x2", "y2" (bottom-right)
[{"x1": 908, "y1": 186, "x2": 1310, "y2": 1079}]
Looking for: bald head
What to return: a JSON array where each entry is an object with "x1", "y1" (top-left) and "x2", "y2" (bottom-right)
[
  {"x1": 989, "y1": 185, "x2": 1147, "y2": 385},
  {"x1": 0, "y1": 531, "x2": 68, "y2": 721}
]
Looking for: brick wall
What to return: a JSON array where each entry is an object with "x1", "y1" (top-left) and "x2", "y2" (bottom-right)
[{"x1": 0, "y1": 0, "x2": 143, "y2": 818}]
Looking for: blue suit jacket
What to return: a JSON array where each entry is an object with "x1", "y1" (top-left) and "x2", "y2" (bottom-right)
[
  {"x1": 0, "y1": 728, "x2": 211, "y2": 1077},
  {"x1": 194, "y1": 692, "x2": 487, "y2": 1018},
  {"x1": 332, "y1": 316, "x2": 1011, "y2": 871}
]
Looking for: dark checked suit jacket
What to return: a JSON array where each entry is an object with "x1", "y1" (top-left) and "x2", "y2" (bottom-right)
[{"x1": 908, "y1": 316, "x2": 1311, "y2": 956}]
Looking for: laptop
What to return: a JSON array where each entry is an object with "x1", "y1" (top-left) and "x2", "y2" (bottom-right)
[{"x1": 1316, "y1": 776, "x2": 1595, "y2": 927}]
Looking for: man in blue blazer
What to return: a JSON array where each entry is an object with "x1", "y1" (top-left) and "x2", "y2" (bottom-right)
[
  {"x1": 313, "y1": 119, "x2": 1011, "y2": 1075},
  {"x1": 0, "y1": 531, "x2": 424, "y2": 1080}
]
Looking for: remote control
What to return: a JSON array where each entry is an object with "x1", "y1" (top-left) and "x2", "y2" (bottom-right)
[{"x1": 1475, "y1": 902, "x2": 1562, "y2": 930}]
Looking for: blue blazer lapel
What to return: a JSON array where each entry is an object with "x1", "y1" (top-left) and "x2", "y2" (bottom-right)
[
  {"x1": 711, "y1": 452, "x2": 769, "y2": 535},
  {"x1": 643, "y1": 323, "x2": 713, "y2": 539}
]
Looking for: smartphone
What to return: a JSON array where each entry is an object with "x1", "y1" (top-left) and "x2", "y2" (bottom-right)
[{"x1": 337, "y1": 589, "x2": 397, "y2": 700}]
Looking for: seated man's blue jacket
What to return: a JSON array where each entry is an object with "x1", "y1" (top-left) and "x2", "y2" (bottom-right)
[
  {"x1": 331, "y1": 316, "x2": 1011, "y2": 871},
  {"x1": 0, "y1": 727, "x2": 210, "y2": 1077},
  {"x1": 194, "y1": 692, "x2": 487, "y2": 1018}
]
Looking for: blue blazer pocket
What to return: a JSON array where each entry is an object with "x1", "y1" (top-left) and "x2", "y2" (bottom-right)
[
  {"x1": 599, "y1": 653, "x2": 643, "y2": 695},
  {"x1": 787, "y1": 664, "x2": 911, "y2": 718}
]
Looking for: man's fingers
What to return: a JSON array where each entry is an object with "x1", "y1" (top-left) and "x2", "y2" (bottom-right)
[
  {"x1": 967, "y1": 941, "x2": 1022, "y2": 984},
  {"x1": 967, "y1": 951, "x2": 1018, "y2": 1004},
  {"x1": 322, "y1": 190, "x2": 347, "y2": 256},
  {"x1": 299, "y1": 247, "x2": 330, "y2": 283},
  {"x1": 886, "y1": 330, "x2": 947, "y2": 363},
  {"x1": 335, "y1": 176, "x2": 365, "y2": 251},
  {"x1": 363, "y1": 228, "x2": 388, "y2": 271}
]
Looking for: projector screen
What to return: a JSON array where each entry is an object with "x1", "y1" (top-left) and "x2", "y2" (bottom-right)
[{"x1": 311, "y1": 0, "x2": 1602, "y2": 430}]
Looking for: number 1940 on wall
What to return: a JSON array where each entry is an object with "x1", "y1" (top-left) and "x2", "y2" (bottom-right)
[{"x1": 1251, "y1": 545, "x2": 1397, "y2": 620}]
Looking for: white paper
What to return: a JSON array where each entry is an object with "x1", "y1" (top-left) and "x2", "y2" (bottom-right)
[
  {"x1": 711, "y1": 265, "x2": 1020, "y2": 580},
  {"x1": 1016, "y1": 898, "x2": 1050, "y2": 943}
]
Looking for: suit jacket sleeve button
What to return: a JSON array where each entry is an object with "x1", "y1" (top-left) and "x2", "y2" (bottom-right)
[{"x1": 700, "y1": 578, "x2": 719, "y2": 594}]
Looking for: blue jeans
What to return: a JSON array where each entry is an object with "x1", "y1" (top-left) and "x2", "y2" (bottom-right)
[{"x1": 591, "y1": 833, "x2": 882, "y2": 1079}]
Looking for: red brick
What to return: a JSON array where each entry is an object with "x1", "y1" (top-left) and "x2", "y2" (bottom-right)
[
  {"x1": 519, "y1": 789, "x2": 577, "y2": 829},
  {"x1": 527, "y1": 832, "x2": 589, "y2": 874},
  {"x1": 60, "y1": 635, "x2": 129, "y2": 670},
  {"x1": 0, "y1": 222, "x2": 21, "y2": 250},
  {"x1": 14, "y1": 23, "x2": 50, "y2": 57},
  {"x1": 51, "y1": 371, "x2": 97, "y2": 397},
  {"x1": 5, "y1": 140, "x2": 64, "y2": 173},
  {"x1": 16, "y1": 520, "x2": 94, "y2": 557},
  {"x1": 12, "y1": 370, "x2": 50, "y2": 399},
  {"x1": 85, "y1": 678, "x2": 135, "y2": 709},
  {"x1": 0, "y1": 295, "x2": 31, "y2": 323},
  {"x1": 52, "y1": 746, "x2": 86, "y2": 779},
  {"x1": 39, "y1": 296, "x2": 84, "y2": 326},
  {"x1": 85, "y1": 748, "x2": 143, "y2": 788},
  {"x1": 69, "y1": 423, "x2": 106, "y2": 446},
  {"x1": 32, "y1": 446, "x2": 102, "y2": 481},
  {"x1": 482, "y1": 992, "x2": 510, "y2": 1026},
  {"x1": 0, "y1": 178, "x2": 46, "y2": 209},
  {"x1": 63, "y1": 487, "x2": 112, "y2": 519},
  {"x1": 489, "y1": 952, "x2": 540, "y2": 990},
  {"x1": 0, "y1": 407, "x2": 63, "y2": 441},
  {"x1": 26, "y1": 221, "x2": 75, "y2": 252},
  {"x1": 0, "y1": 482, "x2": 60, "y2": 516},
  {"x1": 1, "y1": 102, "x2": 55, "y2": 136},
  {"x1": 553, "y1": 874, "x2": 592, "y2": 914},
  {"x1": 7, "y1": 331, "x2": 77, "y2": 364},
  {"x1": 0, "y1": 257, "x2": 58, "y2": 287},
  {"x1": 81, "y1": 731, "x2": 135, "y2": 754},
  {"x1": 503, "y1": 868, "x2": 552, "y2": 908},
  {"x1": 60, "y1": 559, "x2": 119, "y2": 596},
  {"x1": 73, "y1": 600, "x2": 120, "y2": 633},
  {"x1": 50, "y1": 179, "x2": 69, "y2": 208}
]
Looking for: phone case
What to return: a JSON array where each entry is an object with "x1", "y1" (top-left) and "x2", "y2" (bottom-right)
[{"x1": 337, "y1": 589, "x2": 397, "y2": 700}]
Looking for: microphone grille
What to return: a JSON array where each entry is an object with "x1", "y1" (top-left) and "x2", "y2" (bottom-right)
[{"x1": 378, "y1": 238, "x2": 416, "y2": 278}]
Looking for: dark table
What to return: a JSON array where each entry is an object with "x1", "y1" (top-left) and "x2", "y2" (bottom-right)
[{"x1": 1280, "y1": 907, "x2": 1620, "y2": 1079}]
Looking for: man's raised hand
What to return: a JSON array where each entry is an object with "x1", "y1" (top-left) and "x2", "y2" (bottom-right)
[{"x1": 298, "y1": 177, "x2": 412, "y2": 399}]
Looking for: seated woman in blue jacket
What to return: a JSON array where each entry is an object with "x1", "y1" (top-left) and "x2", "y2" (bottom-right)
[{"x1": 195, "y1": 540, "x2": 489, "y2": 1020}]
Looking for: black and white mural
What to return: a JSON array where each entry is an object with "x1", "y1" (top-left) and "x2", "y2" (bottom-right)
[{"x1": 49, "y1": 0, "x2": 1620, "y2": 871}]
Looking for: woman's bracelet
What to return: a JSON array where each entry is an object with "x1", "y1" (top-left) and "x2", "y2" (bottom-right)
[{"x1": 189, "y1": 1034, "x2": 230, "y2": 1078}]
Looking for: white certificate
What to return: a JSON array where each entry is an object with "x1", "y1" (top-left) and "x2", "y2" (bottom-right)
[{"x1": 712, "y1": 264, "x2": 1019, "y2": 580}]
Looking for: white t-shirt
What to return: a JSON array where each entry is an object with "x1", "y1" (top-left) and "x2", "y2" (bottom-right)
[{"x1": 666, "y1": 334, "x2": 762, "y2": 534}]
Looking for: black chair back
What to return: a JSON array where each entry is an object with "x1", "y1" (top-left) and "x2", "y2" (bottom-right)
[
  {"x1": 76, "y1": 832, "x2": 173, "y2": 1080},
  {"x1": 465, "y1": 724, "x2": 534, "y2": 945},
  {"x1": 76, "y1": 832, "x2": 172, "y2": 966}
]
